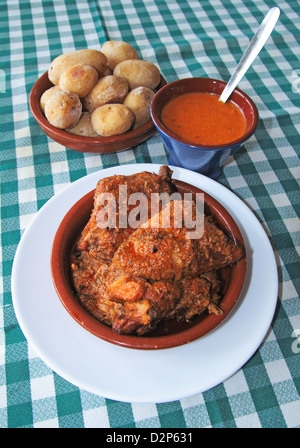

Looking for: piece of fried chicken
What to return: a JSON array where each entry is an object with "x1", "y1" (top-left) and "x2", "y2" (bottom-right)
[
  {"x1": 71, "y1": 166, "x2": 177, "y2": 326},
  {"x1": 71, "y1": 167, "x2": 243, "y2": 335},
  {"x1": 76, "y1": 165, "x2": 176, "y2": 261},
  {"x1": 104, "y1": 199, "x2": 243, "y2": 334}
]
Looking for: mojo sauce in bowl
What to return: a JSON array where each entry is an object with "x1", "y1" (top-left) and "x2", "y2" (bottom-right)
[
  {"x1": 161, "y1": 92, "x2": 246, "y2": 146},
  {"x1": 150, "y1": 77, "x2": 259, "y2": 178}
]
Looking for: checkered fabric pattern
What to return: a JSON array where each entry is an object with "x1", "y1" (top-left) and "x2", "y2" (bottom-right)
[{"x1": 1, "y1": 0, "x2": 299, "y2": 428}]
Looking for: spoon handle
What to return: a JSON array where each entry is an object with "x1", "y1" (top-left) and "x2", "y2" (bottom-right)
[{"x1": 219, "y1": 7, "x2": 280, "y2": 103}]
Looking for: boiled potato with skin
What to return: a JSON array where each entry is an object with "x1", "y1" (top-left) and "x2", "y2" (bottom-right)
[
  {"x1": 101, "y1": 40, "x2": 139, "y2": 70},
  {"x1": 59, "y1": 64, "x2": 98, "y2": 98},
  {"x1": 40, "y1": 86, "x2": 61, "y2": 113},
  {"x1": 123, "y1": 86, "x2": 155, "y2": 129},
  {"x1": 68, "y1": 112, "x2": 98, "y2": 137},
  {"x1": 91, "y1": 104, "x2": 134, "y2": 137},
  {"x1": 44, "y1": 90, "x2": 82, "y2": 129},
  {"x1": 84, "y1": 75, "x2": 129, "y2": 112},
  {"x1": 113, "y1": 59, "x2": 160, "y2": 90},
  {"x1": 48, "y1": 49, "x2": 107, "y2": 85}
]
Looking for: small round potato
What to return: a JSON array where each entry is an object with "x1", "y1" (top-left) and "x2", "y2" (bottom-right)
[
  {"x1": 68, "y1": 112, "x2": 98, "y2": 137},
  {"x1": 113, "y1": 59, "x2": 160, "y2": 90},
  {"x1": 59, "y1": 64, "x2": 98, "y2": 97},
  {"x1": 44, "y1": 90, "x2": 82, "y2": 129},
  {"x1": 48, "y1": 49, "x2": 107, "y2": 85},
  {"x1": 91, "y1": 104, "x2": 134, "y2": 137},
  {"x1": 40, "y1": 86, "x2": 61, "y2": 113},
  {"x1": 101, "y1": 40, "x2": 139, "y2": 70},
  {"x1": 84, "y1": 75, "x2": 129, "y2": 112},
  {"x1": 123, "y1": 86, "x2": 155, "y2": 129}
]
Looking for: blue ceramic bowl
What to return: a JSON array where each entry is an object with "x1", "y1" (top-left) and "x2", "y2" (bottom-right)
[{"x1": 150, "y1": 77, "x2": 259, "y2": 178}]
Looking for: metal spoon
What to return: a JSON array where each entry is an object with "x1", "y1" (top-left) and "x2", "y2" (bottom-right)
[{"x1": 219, "y1": 7, "x2": 280, "y2": 103}]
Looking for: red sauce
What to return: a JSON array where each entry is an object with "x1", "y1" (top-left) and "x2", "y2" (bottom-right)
[{"x1": 161, "y1": 92, "x2": 246, "y2": 146}]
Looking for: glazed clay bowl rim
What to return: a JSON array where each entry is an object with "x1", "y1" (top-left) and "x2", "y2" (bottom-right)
[
  {"x1": 50, "y1": 179, "x2": 247, "y2": 350},
  {"x1": 29, "y1": 71, "x2": 167, "y2": 154},
  {"x1": 150, "y1": 77, "x2": 259, "y2": 150}
]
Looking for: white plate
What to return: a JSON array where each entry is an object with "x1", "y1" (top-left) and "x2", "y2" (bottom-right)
[{"x1": 11, "y1": 163, "x2": 278, "y2": 403}]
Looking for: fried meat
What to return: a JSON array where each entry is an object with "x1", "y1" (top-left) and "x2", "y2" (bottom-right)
[{"x1": 70, "y1": 166, "x2": 243, "y2": 335}]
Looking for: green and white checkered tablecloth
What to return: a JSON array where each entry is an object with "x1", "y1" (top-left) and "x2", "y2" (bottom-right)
[{"x1": 1, "y1": 0, "x2": 299, "y2": 429}]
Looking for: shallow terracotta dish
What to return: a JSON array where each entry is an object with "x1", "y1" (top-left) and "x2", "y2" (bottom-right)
[
  {"x1": 50, "y1": 178, "x2": 246, "y2": 350},
  {"x1": 29, "y1": 71, "x2": 167, "y2": 154}
]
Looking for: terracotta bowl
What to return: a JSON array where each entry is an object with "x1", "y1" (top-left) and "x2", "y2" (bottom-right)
[
  {"x1": 50, "y1": 179, "x2": 247, "y2": 350},
  {"x1": 29, "y1": 71, "x2": 167, "y2": 154},
  {"x1": 151, "y1": 77, "x2": 259, "y2": 179}
]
